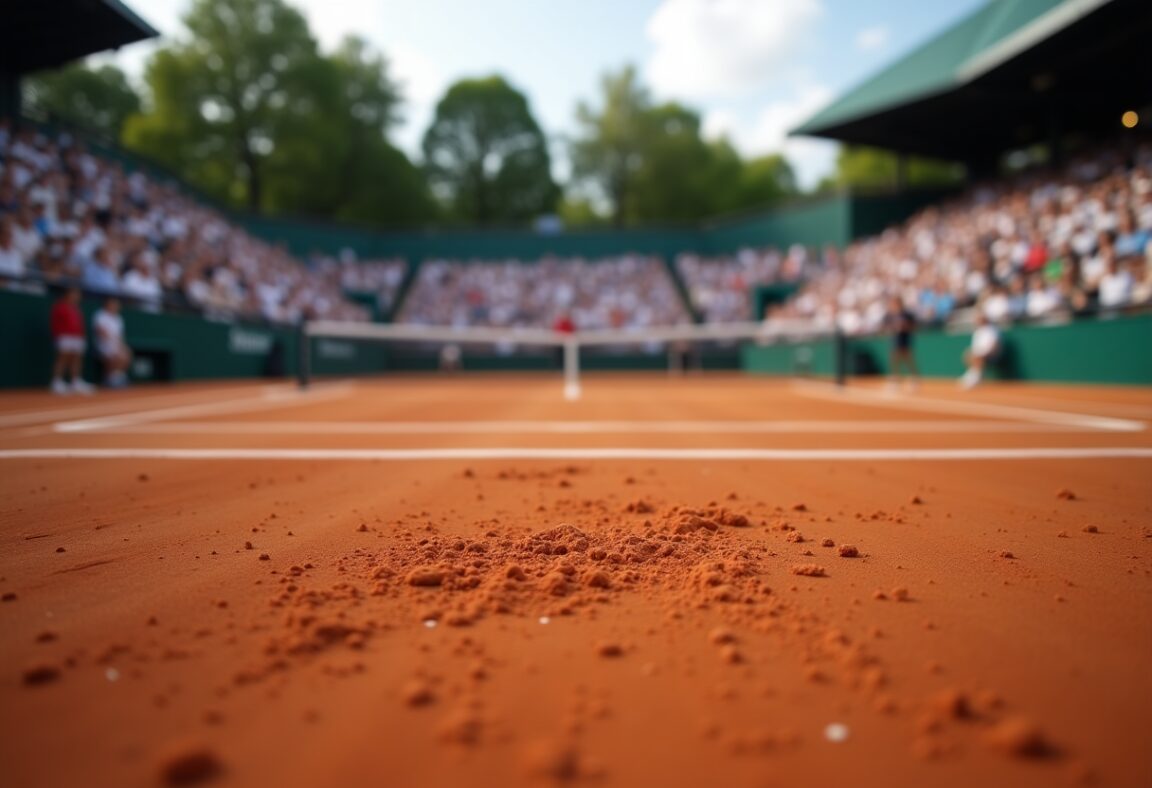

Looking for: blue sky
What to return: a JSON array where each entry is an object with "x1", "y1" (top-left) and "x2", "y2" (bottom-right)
[{"x1": 111, "y1": 0, "x2": 989, "y2": 188}]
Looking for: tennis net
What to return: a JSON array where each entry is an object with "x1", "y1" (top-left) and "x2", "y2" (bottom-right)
[{"x1": 298, "y1": 319, "x2": 844, "y2": 399}]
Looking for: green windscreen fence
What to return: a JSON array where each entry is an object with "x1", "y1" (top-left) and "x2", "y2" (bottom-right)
[
  {"x1": 6, "y1": 288, "x2": 1149, "y2": 389},
  {"x1": 742, "y1": 313, "x2": 1152, "y2": 385}
]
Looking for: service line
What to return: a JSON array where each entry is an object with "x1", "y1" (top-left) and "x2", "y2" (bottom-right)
[
  {"x1": 0, "y1": 383, "x2": 306, "y2": 430},
  {"x1": 794, "y1": 382, "x2": 1147, "y2": 432},
  {"x1": 52, "y1": 383, "x2": 354, "y2": 433}
]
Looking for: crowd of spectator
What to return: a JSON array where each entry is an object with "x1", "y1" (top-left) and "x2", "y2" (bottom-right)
[
  {"x1": 0, "y1": 119, "x2": 374, "y2": 323},
  {"x1": 763, "y1": 144, "x2": 1152, "y2": 334},
  {"x1": 397, "y1": 255, "x2": 690, "y2": 332},
  {"x1": 6, "y1": 118, "x2": 1149, "y2": 343},
  {"x1": 675, "y1": 245, "x2": 826, "y2": 322},
  {"x1": 307, "y1": 250, "x2": 408, "y2": 315},
  {"x1": 395, "y1": 143, "x2": 1152, "y2": 336}
]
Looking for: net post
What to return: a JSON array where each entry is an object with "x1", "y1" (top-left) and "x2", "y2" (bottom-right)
[
  {"x1": 297, "y1": 319, "x2": 311, "y2": 390},
  {"x1": 834, "y1": 326, "x2": 847, "y2": 388},
  {"x1": 563, "y1": 338, "x2": 581, "y2": 401}
]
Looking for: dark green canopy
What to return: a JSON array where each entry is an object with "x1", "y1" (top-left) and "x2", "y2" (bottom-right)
[
  {"x1": 2, "y1": 0, "x2": 158, "y2": 76},
  {"x1": 792, "y1": 0, "x2": 1152, "y2": 162}
]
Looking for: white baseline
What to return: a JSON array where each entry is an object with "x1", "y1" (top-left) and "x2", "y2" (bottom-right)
[
  {"x1": 66, "y1": 419, "x2": 1114, "y2": 435},
  {"x1": 1, "y1": 447, "x2": 1150, "y2": 461}
]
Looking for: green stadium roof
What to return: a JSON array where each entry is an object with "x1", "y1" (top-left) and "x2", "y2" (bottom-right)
[{"x1": 791, "y1": 0, "x2": 1150, "y2": 160}]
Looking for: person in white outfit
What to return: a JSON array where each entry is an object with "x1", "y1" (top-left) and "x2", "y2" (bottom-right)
[
  {"x1": 960, "y1": 313, "x2": 1001, "y2": 389},
  {"x1": 93, "y1": 297, "x2": 132, "y2": 388}
]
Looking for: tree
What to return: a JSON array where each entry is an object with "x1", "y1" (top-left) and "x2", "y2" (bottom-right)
[
  {"x1": 123, "y1": 0, "x2": 433, "y2": 226},
  {"x1": 557, "y1": 196, "x2": 610, "y2": 229},
  {"x1": 422, "y1": 76, "x2": 557, "y2": 226},
  {"x1": 831, "y1": 145, "x2": 965, "y2": 191},
  {"x1": 737, "y1": 154, "x2": 798, "y2": 209},
  {"x1": 23, "y1": 62, "x2": 141, "y2": 139},
  {"x1": 629, "y1": 103, "x2": 739, "y2": 224},
  {"x1": 124, "y1": 0, "x2": 321, "y2": 211},
  {"x1": 570, "y1": 67, "x2": 798, "y2": 226},
  {"x1": 261, "y1": 36, "x2": 434, "y2": 225},
  {"x1": 569, "y1": 65, "x2": 650, "y2": 227}
]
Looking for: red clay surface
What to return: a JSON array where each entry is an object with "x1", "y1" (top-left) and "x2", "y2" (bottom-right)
[{"x1": 1, "y1": 374, "x2": 1150, "y2": 788}]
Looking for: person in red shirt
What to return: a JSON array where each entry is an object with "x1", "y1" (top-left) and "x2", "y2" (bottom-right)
[
  {"x1": 50, "y1": 287, "x2": 94, "y2": 395},
  {"x1": 551, "y1": 313, "x2": 575, "y2": 371},
  {"x1": 552, "y1": 313, "x2": 575, "y2": 335},
  {"x1": 1022, "y1": 231, "x2": 1048, "y2": 274}
]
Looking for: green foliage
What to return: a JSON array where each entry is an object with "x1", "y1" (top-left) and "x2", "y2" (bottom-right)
[
  {"x1": 831, "y1": 145, "x2": 965, "y2": 191},
  {"x1": 422, "y1": 76, "x2": 558, "y2": 226},
  {"x1": 124, "y1": 0, "x2": 319, "y2": 211},
  {"x1": 569, "y1": 65, "x2": 650, "y2": 227},
  {"x1": 557, "y1": 196, "x2": 610, "y2": 229},
  {"x1": 42, "y1": 13, "x2": 816, "y2": 231},
  {"x1": 630, "y1": 106, "x2": 754, "y2": 224},
  {"x1": 24, "y1": 62, "x2": 141, "y2": 139},
  {"x1": 738, "y1": 153, "x2": 798, "y2": 210},
  {"x1": 570, "y1": 68, "x2": 800, "y2": 226},
  {"x1": 124, "y1": 47, "x2": 233, "y2": 198},
  {"x1": 261, "y1": 36, "x2": 435, "y2": 225},
  {"x1": 122, "y1": 0, "x2": 435, "y2": 226}
]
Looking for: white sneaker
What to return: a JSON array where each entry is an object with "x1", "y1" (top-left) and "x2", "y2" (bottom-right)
[
  {"x1": 959, "y1": 370, "x2": 979, "y2": 390},
  {"x1": 51, "y1": 379, "x2": 70, "y2": 395},
  {"x1": 71, "y1": 379, "x2": 95, "y2": 395}
]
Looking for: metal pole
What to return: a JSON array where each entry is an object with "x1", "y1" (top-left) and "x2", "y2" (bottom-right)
[
  {"x1": 834, "y1": 326, "x2": 847, "y2": 388},
  {"x1": 298, "y1": 320, "x2": 311, "y2": 390},
  {"x1": 563, "y1": 338, "x2": 581, "y2": 401}
]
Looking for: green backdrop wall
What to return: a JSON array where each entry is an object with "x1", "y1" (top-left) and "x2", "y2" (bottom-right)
[
  {"x1": 7, "y1": 288, "x2": 1149, "y2": 389},
  {"x1": 741, "y1": 314, "x2": 1152, "y2": 385},
  {"x1": 0, "y1": 290, "x2": 738, "y2": 388},
  {"x1": 0, "y1": 290, "x2": 391, "y2": 388}
]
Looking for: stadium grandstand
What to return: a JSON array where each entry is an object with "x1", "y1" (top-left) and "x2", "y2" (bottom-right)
[{"x1": 0, "y1": 0, "x2": 1150, "y2": 389}]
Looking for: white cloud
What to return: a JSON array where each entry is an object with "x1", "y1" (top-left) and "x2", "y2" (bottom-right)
[
  {"x1": 703, "y1": 83, "x2": 838, "y2": 189},
  {"x1": 854, "y1": 25, "x2": 890, "y2": 52},
  {"x1": 701, "y1": 108, "x2": 738, "y2": 142},
  {"x1": 749, "y1": 83, "x2": 834, "y2": 153},
  {"x1": 304, "y1": 0, "x2": 381, "y2": 52},
  {"x1": 645, "y1": 0, "x2": 823, "y2": 101},
  {"x1": 387, "y1": 42, "x2": 445, "y2": 155}
]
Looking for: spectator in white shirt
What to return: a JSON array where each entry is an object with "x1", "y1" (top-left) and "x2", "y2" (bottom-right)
[
  {"x1": 1025, "y1": 275, "x2": 1063, "y2": 318},
  {"x1": 11, "y1": 205, "x2": 43, "y2": 263},
  {"x1": 0, "y1": 218, "x2": 25, "y2": 280},
  {"x1": 1097, "y1": 257, "x2": 1134, "y2": 309},
  {"x1": 120, "y1": 256, "x2": 163, "y2": 308},
  {"x1": 1005, "y1": 277, "x2": 1028, "y2": 320}
]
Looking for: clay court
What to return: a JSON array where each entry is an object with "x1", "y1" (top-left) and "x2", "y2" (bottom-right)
[{"x1": 2, "y1": 375, "x2": 1150, "y2": 787}]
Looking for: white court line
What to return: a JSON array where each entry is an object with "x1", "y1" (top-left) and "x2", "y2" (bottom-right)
[
  {"x1": 0, "y1": 383, "x2": 301, "y2": 430},
  {"x1": 953, "y1": 393, "x2": 1152, "y2": 420},
  {"x1": 794, "y1": 382, "x2": 1146, "y2": 432},
  {"x1": 73, "y1": 419, "x2": 1110, "y2": 435},
  {"x1": 1, "y1": 447, "x2": 1150, "y2": 461},
  {"x1": 53, "y1": 383, "x2": 354, "y2": 433}
]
